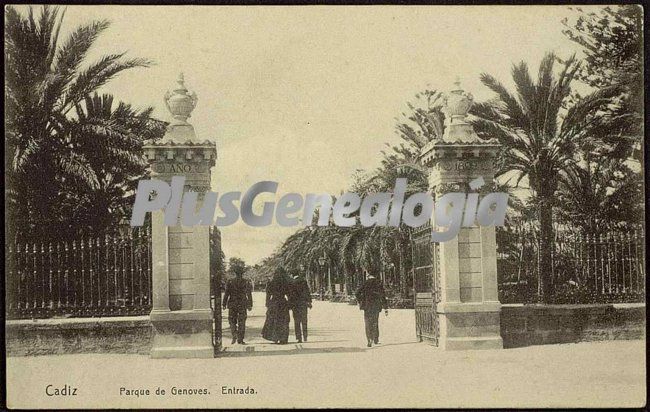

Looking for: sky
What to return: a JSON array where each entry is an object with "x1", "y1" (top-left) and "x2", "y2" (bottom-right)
[{"x1": 17, "y1": 5, "x2": 598, "y2": 264}]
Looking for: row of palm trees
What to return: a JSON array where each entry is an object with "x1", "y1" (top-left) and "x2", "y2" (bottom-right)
[{"x1": 251, "y1": 51, "x2": 642, "y2": 302}]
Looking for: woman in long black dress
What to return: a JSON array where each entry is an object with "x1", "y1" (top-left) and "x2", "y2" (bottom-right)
[{"x1": 262, "y1": 268, "x2": 291, "y2": 344}]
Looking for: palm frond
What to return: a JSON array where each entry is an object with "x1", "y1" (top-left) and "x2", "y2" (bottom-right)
[
  {"x1": 479, "y1": 72, "x2": 529, "y2": 130},
  {"x1": 56, "y1": 152, "x2": 100, "y2": 190},
  {"x1": 54, "y1": 18, "x2": 111, "y2": 77},
  {"x1": 63, "y1": 55, "x2": 151, "y2": 112}
]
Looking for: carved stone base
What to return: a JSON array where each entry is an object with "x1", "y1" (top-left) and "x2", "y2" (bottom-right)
[
  {"x1": 438, "y1": 302, "x2": 503, "y2": 350},
  {"x1": 150, "y1": 309, "x2": 214, "y2": 358}
]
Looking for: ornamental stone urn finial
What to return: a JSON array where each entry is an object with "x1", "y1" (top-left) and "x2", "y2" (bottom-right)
[
  {"x1": 162, "y1": 73, "x2": 199, "y2": 142},
  {"x1": 440, "y1": 77, "x2": 480, "y2": 143},
  {"x1": 444, "y1": 77, "x2": 474, "y2": 125},
  {"x1": 164, "y1": 72, "x2": 198, "y2": 126}
]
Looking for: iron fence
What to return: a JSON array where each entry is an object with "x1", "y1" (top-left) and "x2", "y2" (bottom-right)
[
  {"x1": 498, "y1": 226, "x2": 645, "y2": 303},
  {"x1": 6, "y1": 228, "x2": 152, "y2": 319}
]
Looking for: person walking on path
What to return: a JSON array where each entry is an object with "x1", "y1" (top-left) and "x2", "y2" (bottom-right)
[
  {"x1": 222, "y1": 267, "x2": 253, "y2": 345},
  {"x1": 356, "y1": 270, "x2": 388, "y2": 347},
  {"x1": 288, "y1": 272, "x2": 312, "y2": 343},
  {"x1": 262, "y1": 267, "x2": 291, "y2": 344}
]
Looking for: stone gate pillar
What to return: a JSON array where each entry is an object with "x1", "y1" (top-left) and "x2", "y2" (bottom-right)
[
  {"x1": 144, "y1": 74, "x2": 217, "y2": 358},
  {"x1": 420, "y1": 80, "x2": 503, "y2": 350}
]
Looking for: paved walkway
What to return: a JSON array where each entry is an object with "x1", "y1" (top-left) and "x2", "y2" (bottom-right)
[
  {"x1": 6, "y1": 292, "x2": 646, "y2": 409},
  {"x1": 219, "y1": 292, "x2": 415, "y2": 356}
]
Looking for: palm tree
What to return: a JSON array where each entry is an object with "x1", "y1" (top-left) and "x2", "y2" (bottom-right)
[
  {"x1": 556, "y1": 156, "x2": 643, "y2": 234},
  {"x1": 384, "y1": 89, "x2": 445, "y2": 182},
  {"x1": 60, "y1": 94, "x2": 166, "y2": 236},
  {"x1": 5, "y1": 5, "x2": 160, "y2": 242},
  {"x1": 471, "y1": 52, "x2": 623, "y2": 301}
]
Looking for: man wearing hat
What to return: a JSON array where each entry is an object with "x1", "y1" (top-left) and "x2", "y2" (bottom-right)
[
  {"x1": 355, "y1": 269, "x2": 388, "y2": 347},
  {"x1": 222, "y1": 265, "x2": 253, "y2": 345},
  {"x1": 288, "y1": 271, "x2": 313, "y2": 343}
]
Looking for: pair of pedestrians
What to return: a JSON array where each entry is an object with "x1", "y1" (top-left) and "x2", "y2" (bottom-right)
[
  {"x1": 224, "y1": 267, "x2": 312, "y2": 345},
  {"x1": 262, "y1": 268, "x2": 312, "y2": 344}
]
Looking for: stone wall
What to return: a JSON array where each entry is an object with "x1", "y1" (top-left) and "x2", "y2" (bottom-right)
[
  {"x1": 6, "y1": 316, "x2": 151, "y2": 356},
  {"x1": 500, "y1": 303, "x2": 645, "y2": 348},
  {"x1": 6, "y1": 304, "x2": 645, "y2": 356}
]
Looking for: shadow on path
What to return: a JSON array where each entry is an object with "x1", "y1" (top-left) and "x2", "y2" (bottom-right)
[
  {"x1": 374, "y1": 341, "x2": 421, "y2": 348},
  {"x1": 219, "y1": 345, "x2": 367, "y2": 358}
]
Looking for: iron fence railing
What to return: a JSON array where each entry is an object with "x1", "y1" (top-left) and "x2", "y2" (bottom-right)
[
  {"x1": 498, "y1": 226, "x2": 645, "y2": 303},
  {"x1": 6, "y1": 228, "x2": 152, "y2": 319}
]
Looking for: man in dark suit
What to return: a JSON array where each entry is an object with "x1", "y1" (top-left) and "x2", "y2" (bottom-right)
[
  {"x1": 222, "y1": 268, "x2": 253, "y2": 345},
  {"x1": 356, "y1": 270, "x2": 388, "y2": 347},
  {"x1": 288, "y1": 272, "x2": 312, "y2": 343}
]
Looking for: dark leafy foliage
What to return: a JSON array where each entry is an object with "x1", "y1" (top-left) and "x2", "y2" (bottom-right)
[
  {"x1": 471, "y1": 51, "x2": 628, "y2": 301},
  {"x1": 562, "y1": 5, "x2": 643, "y2": 160},
  {"x1": 5, "y1": 6, "x2": 165, "y2": 243},
  {"x1": 556, "y1": 158, "x2": 643, "y2": 234},
  {"x1": 228, "y1": 257, "x2": 247, "y2": 278}
]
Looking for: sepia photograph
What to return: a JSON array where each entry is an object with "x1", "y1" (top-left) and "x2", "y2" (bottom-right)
[{"x1": 4, "y1": 3, "x2": 646, "y2": 409}]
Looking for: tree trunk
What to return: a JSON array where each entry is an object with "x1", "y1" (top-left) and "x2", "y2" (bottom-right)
[
  {"x1": 537, "y1": 198, "x2": 554, "y2": 302},
  {"x1": 327, "y1": 264, "x2": 333, "y2": 295},
  {"x1": 345, "y1": 268, "x2": 353, "y2": 297},
  {"x1": 399, "y1": 247, "x2": 406, "y2": 298}
]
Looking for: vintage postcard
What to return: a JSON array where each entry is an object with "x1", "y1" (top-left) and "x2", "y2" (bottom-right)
[{"x1": 4, "y1": 4, "x2": 646, "y2": 409}]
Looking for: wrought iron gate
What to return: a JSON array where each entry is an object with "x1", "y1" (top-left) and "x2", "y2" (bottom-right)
[
  {"x1": 410, "y1": 222, "x2": 440, "y2": 345},
  {"x1": 210, "y1": 269, "x2": 222, "y2": 355},
  {"x1": 210, "y1": 228, "x2": 222, "y2": 355}
]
